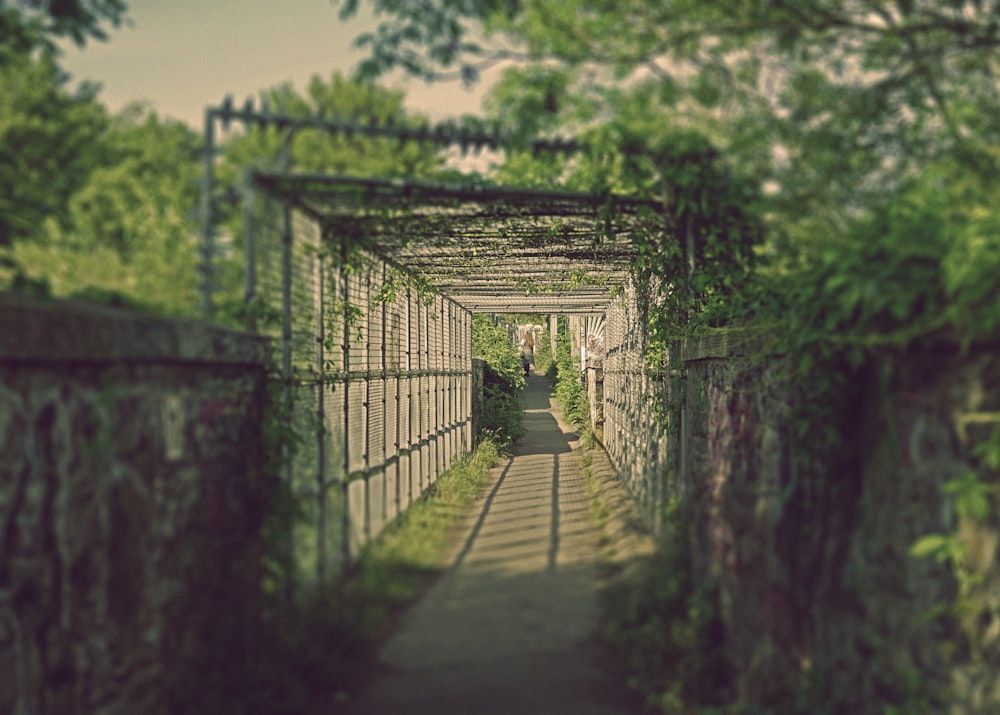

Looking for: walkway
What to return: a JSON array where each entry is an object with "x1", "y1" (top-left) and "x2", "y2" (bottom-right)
[{"x1": 342, "y1": 372, "x2": 649, "y2": 714}]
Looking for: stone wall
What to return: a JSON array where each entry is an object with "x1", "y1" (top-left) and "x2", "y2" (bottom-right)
[
  {"x1": 0, "y1": 294, "x2": 271, "y2": 715},
  {"x1": 676, "y1": 334, "x2": 1000, "y2": 712}
]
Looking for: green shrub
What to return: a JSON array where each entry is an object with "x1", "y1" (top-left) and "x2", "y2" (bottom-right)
[
  {"x1": 552, "y1": 317, "x2": 590, "y2": 428},
  {"x1": 604, "y1": 503, "x2": 733, "y2": 714},
  {"x1": 472, "y1": 314, "x2": 525, "y2": 446}
]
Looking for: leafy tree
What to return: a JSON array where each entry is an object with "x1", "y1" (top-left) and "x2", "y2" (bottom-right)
[
  {"x1": 5, "y1": 69, "x2": 446, "y2": 316},
  {"x1": 0, "y1": 46, "x2": 107, "y2": 248},
  {"x1": 757, "y1": 159, "x2": 1000, "y2": 353},
  {"x1": 68, "y1": 105, "x2": 200, "y2": 258},
  {"x1": 0, "y1": 0, "x2": 127, "y2": 52},
  {"x1": 11, "y1": 105, "x2": 203, "y2": 313},
  {"x1": 0, "y1": 0, "x2": 128, "y2": 287},
  {"x1": 336, "y1": 0, "x2": 1000, "y2": 227},
  {"x1": 219, "y1": 72, "x2": 443, "y2": 181}
]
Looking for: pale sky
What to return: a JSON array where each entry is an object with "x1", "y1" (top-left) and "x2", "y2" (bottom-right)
[{"x1": 58, "y1": 0, "x2": 492, "y2": 128}]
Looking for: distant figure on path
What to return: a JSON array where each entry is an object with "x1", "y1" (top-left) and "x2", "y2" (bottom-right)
[{"x1": 520, "y1": 330, "x2": 535, "y2": 375}]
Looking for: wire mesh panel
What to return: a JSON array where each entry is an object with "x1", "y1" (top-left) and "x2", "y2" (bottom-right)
[
  {"x1": 250, "y1": 198, "x2": 475, "y2": 585},
  {"x1": 600, "y1": 280, "x2": 672, "y2": 530}
]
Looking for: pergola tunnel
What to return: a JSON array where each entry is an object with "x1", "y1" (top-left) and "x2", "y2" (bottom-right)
[{"x1": 243, "y1": 170, "x2": 673, "y2": 582}]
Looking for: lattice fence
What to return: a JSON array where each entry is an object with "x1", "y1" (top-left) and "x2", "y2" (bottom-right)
[
  {"x1": 600, "y1": 280, "x2": 673, "y2": 531},
  {"x1": 250, "y1": 200, "x2": 474, "y2": 584}
]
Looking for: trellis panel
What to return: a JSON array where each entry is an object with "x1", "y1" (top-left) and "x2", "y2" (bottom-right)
[{"x1": 252, "y1": 206, "x2": 475, "y2": 585}]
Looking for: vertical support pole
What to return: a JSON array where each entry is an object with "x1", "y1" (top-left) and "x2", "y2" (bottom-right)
[
  {"x1": 550, "y1": 314, "x2": 558, "y2": 365},
  {"x1": 449, "y1": 304, "x2": 456, "y2": 462},
  {"x1": 463, "y1": 309, "x2": 470, "y2": 451},
  {"x1": 425, "y1": 297, "x2": 433, "y2": 486},
  {"x1": 315, "y1": 253, "x2": 327, "y2": 582},
  {"x1": 439, "y1": 298, "x2": 447, "y2": 474},
  {"x1": 381, "y1": 263, "x2": 390, "y2": 524},
  {"x1": 453, "y1": 305, "x2": 459, "y2": 453},
  {"x1": 363, "y1": 267, "x2": 372, "y2": 542},
  {"x1": 280, "y1": 201, "x2": 294, "y2": 603},
  {"x1": 447, "y1": 303, "x2": 455, "y2": 461},
  {"x1": 406, "y1": 286, "x2": 414, "y2": 506},
  {"x1": 455, "y1": 307, "x2": 461, "y2": 452},
  {"x1": 341, "y1": 239, "x2": 352, "y2": 566},
  {"x1": 393, "y1": 285, "x2": 402, "y2": 520},
  {"x1": 199, "y1": 108, "x2": 216, "y2": 317},
  {"x1": 466, "y1": 308, "x2": 473, "y2": 451},
  {"x1": 414, "y1": 294, "x2": 422, "y2": 492}
]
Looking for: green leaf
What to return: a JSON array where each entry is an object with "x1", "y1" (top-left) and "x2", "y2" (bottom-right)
[{"x1": 909, "y1": 534, "x2": 951, "y2": 561}]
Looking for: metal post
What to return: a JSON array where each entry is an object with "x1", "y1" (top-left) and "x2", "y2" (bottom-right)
[
  {"x1": 406, "y1": 286, "x2": 415, "y2": 506},
  {"x1": 419, "y1": 296, "x2": 427, "y2": 491},
  {"x1": 550, "y1": 314, "x2": 558, "y2": 365},
  {"x1": 439, "y1": 299, "x2": 447, "y2": 474},
  {"x1": 341, "y1": 238, "x2": 352, "y2": 566},
  {"x1": 380, "y1": 263, "x2": 391, "y2": 523},
  {"x1": 392, "y1": 280, "x2": 402, "y2": 519},
  {"x1": 463, "y1": 310, "x2": 469, "y2": 448},
  {"x1": 315, "y1": 253, "x2": 327, "y2": 582},
  {"x1": 280, "y1": 200, "x2": 294, "y2": 602},
  {"x1": 450, "y1": 305, "x2": 457, "y2": 454},
  {"x1": 425, "y1": 297, "x2": 433, "y2": 485},
  {"x1": 466, "y1": 308, "x2": 473, "y2": 451},
  {"x1": 363, "y1": 268, "x2": 372, "y2": 541}
]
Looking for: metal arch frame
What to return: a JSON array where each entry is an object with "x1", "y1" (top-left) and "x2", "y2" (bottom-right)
[
  {"x1": 243, "y1": 169, "x2": 668, "y2": 317},
  {"x1": 199, "y1": 96, "x2": 673, "y2": 318}
]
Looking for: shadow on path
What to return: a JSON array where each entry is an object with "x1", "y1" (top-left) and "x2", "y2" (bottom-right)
[{"x1": 342, "y1": 372, "x2": 645, "y2": 714}]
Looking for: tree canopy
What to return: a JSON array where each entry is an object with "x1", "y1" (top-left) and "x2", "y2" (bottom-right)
[
  {"x1": 0, "y1": 46, "x2": 107, "y2": 247},
  {"x1": 338, "y1": 0, "x2": 1000, "y2": 220},
  {"x1": 0, "y1": 0, "x2": 126, "y2": 248},
  {"x1": 0, "y1": 0, "x2": 127, "y2": 52},
  {"x1": 336, "y1": 0, "x2": 1000, "y2": 349},
  {"x1": 219, "y1": 73, "x2": 442, "y2": 181},
  {"x1": 2, "y1": 61, "x2": 443, "y2": 315},
  {"x1": 9, "y1": 103, "x2": 203, "y2": 312}
]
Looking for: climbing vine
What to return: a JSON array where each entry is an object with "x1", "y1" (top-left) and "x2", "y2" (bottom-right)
[
  {"x1": 910, "y1": 426, "x2": 1000, "y2": 664},
  {"x1": 552, "y1": 317, "x2": 590, "y2": 429},
  {"x1": 372, "y1": 263, "x2": 437, "y2": 307}
]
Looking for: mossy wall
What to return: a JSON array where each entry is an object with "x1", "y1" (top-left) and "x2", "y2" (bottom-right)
[
  {"x1": 0, "y1": 294, "x2": 271, "y2": 715},
  {"x1": 678, "y1": 336, "x2": 1000, "y2": 712}
]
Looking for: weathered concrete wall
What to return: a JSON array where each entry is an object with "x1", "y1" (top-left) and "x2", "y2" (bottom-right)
[
  {"x1": 677, "y1": 334, "x2": 1000, "y2": 711},
  {"x1": 0, "y1": 294, "x2": 271, "y2": 715}
]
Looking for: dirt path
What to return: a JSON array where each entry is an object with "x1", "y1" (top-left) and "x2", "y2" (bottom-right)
[{"x1": 341, "y1": 372, "x2": 652, "y2": 714}]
